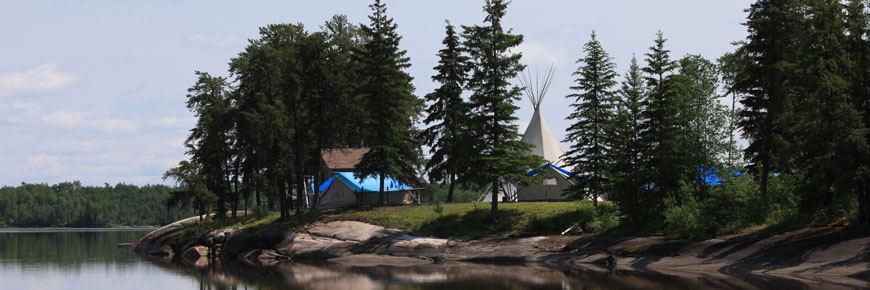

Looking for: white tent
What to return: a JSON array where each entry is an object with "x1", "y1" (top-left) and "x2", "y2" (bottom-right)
[{"x1": 519, "y1": 66, "x2": 570, "y2": 169}]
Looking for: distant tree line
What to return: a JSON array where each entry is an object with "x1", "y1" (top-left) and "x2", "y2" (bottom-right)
[{"x1": 0, "y1": 182, "x2": 191, "y2": 227}]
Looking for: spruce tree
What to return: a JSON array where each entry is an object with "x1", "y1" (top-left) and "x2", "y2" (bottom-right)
[
  {"x1": 734, "y1": 0, "x2": 802, "y2": 214},
  {"x1": 845, "y1": 0, "x2": 870, "y2": 224},
  {"x1": 354, "y1": 0, "x2": 422, "y2": 206},
  {"x1": 421, "y1": 21, "x2": 472, "y2": 203},
  {"x1": 609, "y1": 56, "x2": 647, "y2": 222},
  {"x1": 563, "y1": 31, "x2": 618, "y2": 206},
  {"x1": 792, "y1": 0, "x2": 866, "y2": 213},
  {"x1": 463, "y1": 0, "x2": 542, "y2": 221},
  {"x1": 639, "y1": 31, "x2": 681, "y2": 213}
]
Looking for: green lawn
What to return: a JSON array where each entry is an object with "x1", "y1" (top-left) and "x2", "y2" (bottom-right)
[{"x1": 182, "y1": 201, "x2": 620, "y2": 239}]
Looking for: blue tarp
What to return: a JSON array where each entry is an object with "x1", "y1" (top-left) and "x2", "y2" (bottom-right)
[
  {"x1": 528, "y1": 163, "x2": 577, "y2": 179},
  {"x1": 318, "y1": 172, "x2": 412, "y2": 193}
]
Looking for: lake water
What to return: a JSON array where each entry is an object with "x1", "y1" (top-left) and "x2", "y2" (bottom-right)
[{"x1": 0, "y1": 229, "x2": 863, "y2": 290}]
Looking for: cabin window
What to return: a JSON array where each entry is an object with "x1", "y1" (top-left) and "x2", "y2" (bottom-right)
[{"x1": 543, "y1": 178, "x2": 557, "y2": 186}]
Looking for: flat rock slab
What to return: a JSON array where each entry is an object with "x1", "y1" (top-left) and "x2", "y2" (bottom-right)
[
  {"x1": 309, "y1": 221, "x2": 385, "y2": 242},
  {"x1": 276, "y1": 233, "x2": 360, "y2": 259},
  {"x1": 328, "y1": 254, "x2": 434, "y2": 267}
]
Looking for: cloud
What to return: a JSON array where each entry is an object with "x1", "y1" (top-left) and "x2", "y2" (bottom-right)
[
  {"x1": 152, "y1": 116, "x2": 196, "y2": 128},
  {"x1": 188, "y1": 34, "x2": 237, "y2": 47},
  {"x1": 0, "y1": 63, "x2": 76, "y2": 97},
  {"x1": 166, "y1": 137, "x2": 186, "y2": 148},
  {"x1": 90, "y1": 118, "x2": 137, "y2": 132},
  {"x1": 42, "y1": 109, "x2": 137, "y2": 132},
  {"x1": 26, "y1": 154, "x2": 64, "y2": 174},
  {"x1": 43, "y1": 110, "x2": 87, "y2": 128},
  {"x1": 514, "y1": 42, "x2": 560, "y2": 67}
]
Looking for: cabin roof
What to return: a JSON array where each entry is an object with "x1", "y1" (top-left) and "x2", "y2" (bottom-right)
[{"x1": 321, "y1": 148, "x2": 370, "y2": 170}]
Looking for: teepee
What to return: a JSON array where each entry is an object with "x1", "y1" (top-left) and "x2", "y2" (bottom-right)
[
  {"x1": 518, "y1": 66, "x2": 569, "y2": 168},
  {"x1": 480, "y1": 66, "x2": 575, "y2": 203}
]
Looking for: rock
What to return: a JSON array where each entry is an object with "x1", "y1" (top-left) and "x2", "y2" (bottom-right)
[
  {"x1": 199, "y1": 229, "x2": 236, "y2": 247},
  {"x1": 275, "y1": 233, "x2": 359, "y2": 259},
  {"x1": 221, "y1": 232, "x2": 250, "y2": 258},
  {"x1": 308, "y1": 221, "x2": 385, "y2": 242},
  {"x1": 181, "y1": 245, "x2": 209, "y2": 261}
]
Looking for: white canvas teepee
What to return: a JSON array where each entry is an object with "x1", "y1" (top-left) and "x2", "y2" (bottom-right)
[
  {"x1": 479, "y1": 66, "x2": 573, "y2": 203},
  {"x1": 518, "y1": 66, "x2": 569, "y2": 168}
]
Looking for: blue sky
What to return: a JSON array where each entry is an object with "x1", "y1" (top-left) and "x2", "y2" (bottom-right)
[{"x1": 0, "y1": 0, "x2": 753, "y2": 186}]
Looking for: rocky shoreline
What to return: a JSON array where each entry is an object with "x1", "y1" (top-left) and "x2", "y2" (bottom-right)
[{"x1": 134, "y1": 217, "x2": 869, "y2": 283}]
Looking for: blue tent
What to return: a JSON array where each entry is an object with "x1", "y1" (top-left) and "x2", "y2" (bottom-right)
[{"x1": 318, "y1": 172, "x2": 412, "y2": 193}]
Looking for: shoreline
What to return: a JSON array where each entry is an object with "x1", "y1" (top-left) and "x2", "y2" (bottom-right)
[
  {"x1": 133, "y1": 217, "x2": 870, "y2": 282},
  {"x1": 0, "y1": 226, "x2": 160, "y2": 232}
]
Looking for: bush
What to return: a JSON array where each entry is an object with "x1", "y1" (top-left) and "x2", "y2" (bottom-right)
[{"x1": 663, "y1": 188, "x2": 704, "y2": 239}]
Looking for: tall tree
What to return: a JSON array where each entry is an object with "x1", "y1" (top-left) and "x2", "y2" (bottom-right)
[
  {"x1": 791, "y1": 0, "x2": 866, "y2": 213},
  {"x1": 672, "y1": 55, "x2": 731, "y2": 200},
  {"x1": 421, "y1": 21, "x2": 472, "y2": 203},
  {"x1": 563, "y1": 31, "x2": 618, "y2": 206},
  {"x1": 734, "y1": 0, "x2": 802, "y2": 215},
  {"x1": 184, "y1": 71, "x2": 238, "y2": 218},
  {"x1": 463, "y1": 0, "x2": 542, "y2": 221},
  {"x1": 354, "y1": 0, "x2": 423, "y2": 206},
  {"x1": 609, "y1": 56, "x2": 647, "y2": 222},
  {"x1": 639, "y1": 31, "x2": 681, "y2": 213},
  {"x1": 309, "y1": 15, "x2": 366, "y2": 209},
  {"x1": 845, "y1": 0, "x2": 870, "y2": 224}
]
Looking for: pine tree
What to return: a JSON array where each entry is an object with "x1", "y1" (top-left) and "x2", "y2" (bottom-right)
[
  {"x1": 845, "y1": 0, "x2": 870, "y2": 224},
  {"x1": 734, "y1": 0, "x2": 802, "y2": 215},
  {"x1": 463, "y1": 0, "x2": 542, "y2": 221},
  {"x1": 354, "y1": 0, "x2": 422, "y2": 206},
  {"x1": 563, "y1": 31, "x2": 618, "y2": 206},
  {"x1": 609, "y1": 56, "x2": 647, "y2": 222},
  {"x1": 639, "y1": 31, "x2": 681, "y2": 213},
  {"x1": 792, "y1": 0, "x2": 866, "y2": 213},
  {"x1": 421, "y1": 21, "x2": 472, "y2": 203}
]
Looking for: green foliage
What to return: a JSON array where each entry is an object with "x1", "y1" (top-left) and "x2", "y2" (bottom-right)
[
  {"x1": 432, "y1": 201, "x2": 444, "y2": 215},
  {"x1": 327, "y1": 201, "x2": 616, "y2": 237},
  {"x1": 463, "y1": 0, "x2": 543, "y2": 220},
  {"x1": 421, "y1": 21, "x2": 473, "y2": 203},
  {"x1": 563, "y1": 31, "x2": 618, "y2": 204},
  {"x1": 0, "y1": 182, "x2": 191, "y2": 227},
  {"x1": 354, "y1": 0, "x2": 423, "y2": 205}
]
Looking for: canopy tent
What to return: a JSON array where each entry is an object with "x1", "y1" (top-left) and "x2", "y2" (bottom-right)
[{"x1": 313, "y1": 172, "x2": 419, "y2": 209}]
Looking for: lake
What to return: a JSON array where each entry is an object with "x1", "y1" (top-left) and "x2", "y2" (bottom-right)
[{"x1": 0, "y1": 229, "x2": 862, "y2": 290}]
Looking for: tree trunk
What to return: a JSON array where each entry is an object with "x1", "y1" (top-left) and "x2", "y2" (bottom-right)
[
  {"x1": 447, "y1": 174, "x2": 456, "y2": 203},
  {"x1": 294, "y1": 139, "x2": 305, "y2": 215},
  {"x1": 760, "y1": 163, "x2": 770, "y2": 219},
  {"x1": 858, "y1": 180, "x2": 867, "y2": 225},
  {"x1": 377, "y1": 175, "x2": 385, "y2": 206},
  {"x1": 277, "y1": 179, "x2": 286, "y2": 218},
  {"x1": 490, "y1": 177, "x2": 499, "y2": 222}
]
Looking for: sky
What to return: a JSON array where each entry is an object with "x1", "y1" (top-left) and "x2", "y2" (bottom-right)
[{"x1": 0, "y1": 0, "x2": 754, "y2": 186}]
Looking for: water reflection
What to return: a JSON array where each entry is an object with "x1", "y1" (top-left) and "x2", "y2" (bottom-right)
[
  {"x1": 0, "y1": 229, "x2": 865, "y2": 290},
  {"x1": 144, "y1": 256, "x2": 869, "y2": 290}
]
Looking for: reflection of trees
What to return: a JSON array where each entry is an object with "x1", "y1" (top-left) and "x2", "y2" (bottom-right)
[
  {"x1": 0, "y1": 230, "x2": 150, "y2": 273},
  {"x1": 142, "y1": 257, "x2": 854, "y2": 290}
]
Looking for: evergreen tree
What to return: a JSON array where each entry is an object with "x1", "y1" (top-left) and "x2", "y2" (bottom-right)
[
  {"x1": 609, "y1": 56, "x2": 647, "y2": 222},
  {"x1": 639, "y1": 31, "x2": 681, "y2": 214},
  {"x1": 734, "y1": 0, "x2": 802, "y2": 214},
  {"x1": 845, "y1": 0, "x2": 870, "y2": 224},
  {"x1": 354, "y1": 0, "x2": 423, "y2": 206},
  {"x1": 563, "y1": 31, "x2": 618, "y2": 206},
  {"x1": 421, "y1": 21, "x2": 472, "y2": 203},
  {"x1": 792, "y1": 0, "x2": 866, "y2": 213},
  {"x1": 463, "y1": 0, "x2": 542, "y2": 221}
]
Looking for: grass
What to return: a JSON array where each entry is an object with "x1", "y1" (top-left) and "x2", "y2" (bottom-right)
[{"x1": 171, "y1": 201, "x2": 617, "y2": 240}]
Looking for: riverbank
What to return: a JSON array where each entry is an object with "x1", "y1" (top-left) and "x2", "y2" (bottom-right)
[{"x1": 133, "y1": 206, "x2": 870, "y2": 281}]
